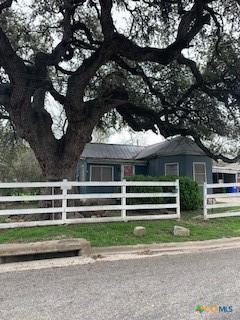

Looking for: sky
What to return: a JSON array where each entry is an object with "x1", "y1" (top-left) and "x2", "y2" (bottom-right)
[{"x1": 106, "y1": 128, "x2": 164, "y2": 146}]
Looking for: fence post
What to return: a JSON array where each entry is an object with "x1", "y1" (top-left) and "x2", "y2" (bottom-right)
[
  {"x1": 61, "y1": 179, "x2": 70, "y2": 224},
  {"x1": 121, "y1": 179, "x2": 127, "y2": 222},
  {"x1": 203, "y1": 182, "x2": 208, "y2": 220},
  {"x1": 176, "y1": 179, "x2": 181, "y2": 220}
]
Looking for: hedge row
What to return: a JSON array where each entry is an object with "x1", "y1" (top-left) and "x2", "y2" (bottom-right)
[{"x1": 125, "y1": 175, "x2": 201, "y2": 211}]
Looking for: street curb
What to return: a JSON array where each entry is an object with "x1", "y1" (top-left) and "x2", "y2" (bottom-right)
[
  {"x1": 1, "y1": 237, "x2": 240, "y2": 274},
  {"x1": 92, "y1": 237, "x2": 240, "y2": 256}
]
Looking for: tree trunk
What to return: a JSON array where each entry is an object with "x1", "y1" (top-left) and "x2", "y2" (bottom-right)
[
  {"x1": 4, "y1": 76, "x2": 109, "y2": 182},
  {"x1": 9, "y1": 104, "x2": 94, "y2": 181}
]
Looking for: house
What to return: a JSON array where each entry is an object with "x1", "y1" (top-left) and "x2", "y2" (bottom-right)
[
  {"x1": 76, "y1": 136, "x2": 240, "y2": 193},
  {"x1": 76, "y1": 143, "x2": 147, "y2": 193}
]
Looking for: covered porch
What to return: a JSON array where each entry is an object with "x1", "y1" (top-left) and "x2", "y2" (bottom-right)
[{"x1": 212, "y1": 162, "x2": 240, "y2": 193}]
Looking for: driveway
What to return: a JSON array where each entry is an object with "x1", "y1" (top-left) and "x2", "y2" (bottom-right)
[{"x1": 0, "y1": 249, "x2": 240, "y2": 320}]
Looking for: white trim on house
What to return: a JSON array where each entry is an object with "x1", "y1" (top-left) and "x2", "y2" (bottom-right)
[
  {"x1": 90, "y1": 165, "x2": 114, "y2": 181},
  {"x1": 164, "y1": 163, "x2": 179, "y2": 176},
  {"x1": 193, "y1": 162, "x2": 207, "y2": 184},
  {"x1": 121, "y1": 164, "x2": 136, "y2": 180}
]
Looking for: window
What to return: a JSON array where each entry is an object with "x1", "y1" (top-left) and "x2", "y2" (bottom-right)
[
  {"x1": 122, "y1": 165, "x2": 134, "y2": 178},
  {"x1": 90, "y1": 165, "x2": 113, "y2": 181},
  {"x1": 193, "y1": 162, "x2": 206, "y2": 184},
  {"x1": 165, "y1": 163, "x2": 179, "y2": 176}
]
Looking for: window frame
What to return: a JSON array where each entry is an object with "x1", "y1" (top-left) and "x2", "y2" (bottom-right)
[
  {"x1": 193, "y1": 162, "x2": 207, "y2": 184},
  {"x1": 90, "y1": 165, "x2": 114, "y2": 182},
  {"x1": 164, "y1": 162, "x2": 179, "y2": 176}
]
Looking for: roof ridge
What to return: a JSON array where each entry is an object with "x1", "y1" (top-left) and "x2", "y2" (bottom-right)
[{"x1": 135, "y1": 136, "x2": 205, "y2": 159}]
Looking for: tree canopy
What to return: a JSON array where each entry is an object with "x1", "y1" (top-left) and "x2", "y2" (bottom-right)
[{"x1": 0, "y1": 0, "x2": 240, "y2": 179}]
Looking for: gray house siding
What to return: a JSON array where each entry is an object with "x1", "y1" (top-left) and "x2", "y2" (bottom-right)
[
  {"x1": 135, "y1": 164, "x2": 147, "y2": 176},
  {"x1": 148, "y1": 155, "x2": 186, "y2": 177},
  {"x1": 148, "y1": 155, "x2": 213, "y2": 183}
]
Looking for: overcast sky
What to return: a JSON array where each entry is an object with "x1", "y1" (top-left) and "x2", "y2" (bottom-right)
[{"x1": 107, "y1": 129, "x2": 164, "y2": 146}]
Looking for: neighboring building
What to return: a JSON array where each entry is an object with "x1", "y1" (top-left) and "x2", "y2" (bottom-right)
[{"x1": 213, "y1": 161, "x2": 240, "y2": 184}]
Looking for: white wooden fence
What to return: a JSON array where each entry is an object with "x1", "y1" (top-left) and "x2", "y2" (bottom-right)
[
  {"x1": 0, "y1": 179, "x2": 180, "y2": 229},
  {"x1": 203, "y1": 182, "x2": 240, "y2": 219}
]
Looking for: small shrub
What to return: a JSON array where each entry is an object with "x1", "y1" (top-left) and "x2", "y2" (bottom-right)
[
  {"x1": 157, "y1": 175, "x2": 202, "y2": 210},
  {"x1": 178, "y1": 176, "x2": 201, "y2": 211}
]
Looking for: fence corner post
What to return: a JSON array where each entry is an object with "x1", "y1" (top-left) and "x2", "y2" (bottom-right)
[
  {"x1": 176, "y1": 179, "x2": 181, "y2": 220},
  {"x1": 203, "y1": 182, "x2": 208, "y2": 220},
  {"x1": 121, "y1": 179, "x2": 127, "y2": 222},
  {"x1": 61, "y1": 179, "x2": 70, "y2": 224}
]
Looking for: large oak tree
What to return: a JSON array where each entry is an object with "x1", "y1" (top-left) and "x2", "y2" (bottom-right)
[{"x1": 0, "y1": 0, "x2": 240, "y2": 180}]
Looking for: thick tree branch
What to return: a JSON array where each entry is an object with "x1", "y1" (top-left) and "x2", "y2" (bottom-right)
[
  {"x1": 0, "y1": 28, "x2": 26, "y2": 79},
  {"x1": 72, "y1": 22, "x2": 100, "y2": 45},
  {"x1": 193, "y1": 136, "x2": 240, "y2": 163},
  {"x1": 0, "y1": 0, "x2": 13, "y2": 13},
  {"x1": 99, "y1": 0, "x2": 114, "y2": 40},
  {"x1": 113, "y1": 55, "x2": 171, "y2": 107},
  {"x1": 66, "y1": 46, "x2": 109, "y2": 107}
]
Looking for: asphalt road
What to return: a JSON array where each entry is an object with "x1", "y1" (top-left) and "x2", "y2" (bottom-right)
[{"x1": 0, "y1": 249, "x2": 240, "y2": 320}]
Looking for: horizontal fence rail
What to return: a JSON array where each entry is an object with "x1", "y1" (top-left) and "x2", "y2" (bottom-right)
[
  {"x1": 203, "y1": 182, "x2": 240, "y2": 219},
  {"x1": 0, "y1": 179, "x2": 180, "y2": 229}
]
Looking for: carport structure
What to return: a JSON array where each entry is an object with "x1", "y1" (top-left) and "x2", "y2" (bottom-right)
[{"x1": 212, "y1": 161, "x2": 240, "y2": 192}]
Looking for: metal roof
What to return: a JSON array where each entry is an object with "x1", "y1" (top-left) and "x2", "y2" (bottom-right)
[
  {"x1": 136, "y1": 136, "x2": 206, "y2": 159},
  {"x1": 80, "y1": 138, "x2": 240, "y2": 174},
  {"x1": 81, "y1": 143, "x2": 145, "y2": 160}
]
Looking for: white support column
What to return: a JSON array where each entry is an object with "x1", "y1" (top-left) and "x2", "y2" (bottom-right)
[
  {"x1": 203, "y1": 182, "x2": 208, "y2": 220},
  {"x1": 61, "y1": 179, "x2": 71, "y2": 224},
  {"x1": 121, "y1": 179, "x2": 127, "y2": 221},
  {"x1": 176, "y1": 179, "x2": 181, "y2": 220}
]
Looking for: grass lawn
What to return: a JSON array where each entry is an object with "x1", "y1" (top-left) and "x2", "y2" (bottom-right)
[{"x1": 1, "y1": 208, "x2": 240, "y2": 246}]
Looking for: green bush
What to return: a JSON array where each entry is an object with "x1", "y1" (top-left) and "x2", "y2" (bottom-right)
[
  {"x1": 125, "y1": 175, "x2": 163, "y2": 204},
  {"x1": 125, "y1": 175, "x2": 201, "y2": 211},
  {"x1": 178, "y1": 176, "x2": 201, "y2": 210}
]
